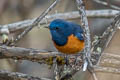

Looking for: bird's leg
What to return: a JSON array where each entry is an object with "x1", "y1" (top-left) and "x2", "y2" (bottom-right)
[{"x1": 65, "y1": 54, "x2": 69, "y2": 66}]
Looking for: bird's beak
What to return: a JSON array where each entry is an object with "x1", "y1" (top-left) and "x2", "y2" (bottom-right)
[{"x1": 44, "y1": 26, "x2": 49, "y2": 29}]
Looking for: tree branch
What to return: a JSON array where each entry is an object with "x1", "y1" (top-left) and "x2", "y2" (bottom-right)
[
  {"x1": 0, "y1": 46, "x2": 60, "y2": 63},
  {"x1": 92, "y1": 13, "x2": 120, "y2": 65},
  {"x1": 0, "y1": 70, "x2": 51, "y2": 80},
  {"x1": 94, "y1": 66, "x2": 120, "y2": 74},
  {"x1": 93, "y1": 0, "x2": 120, "y2": 10},
  {"x1": 11, "y1": 0, "x2": 61, "y2": 44},
  {"x1": 0, "y1": 10, "x2": 119, "y2": 33},
  {"x1": 76, "y1": 0, "x2": 92, "y2": 71}
]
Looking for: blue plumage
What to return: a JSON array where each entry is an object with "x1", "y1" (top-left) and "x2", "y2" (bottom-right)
[{"x1": 49, "y1": 19, "x2": 84, "y2": 46}]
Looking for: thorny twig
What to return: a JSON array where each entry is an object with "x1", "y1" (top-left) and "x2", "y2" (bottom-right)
[
  {"x1": 93, "y1": 0, "x2": 120, "y2": 10},
  {"x1": 76, "y1": 0, "x2": 92, "y2": 71},
  {"x1": 11, "y1": 0, "x2": 61, "y2": 45}
]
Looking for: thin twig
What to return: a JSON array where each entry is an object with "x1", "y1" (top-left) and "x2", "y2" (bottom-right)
[
  {"x1": 92, "y1": 72, "x2": 98, "y2": 80},
  {"x1": 60, "y1": 68, "x2": 81, "y2": 80},
  {"x1": 53, "y1": 59, "x2": 60, "y2": 80},
  {"x1": 94, "y1": 66, "x2": 120, "y2": 74},
  {"x1": 0, "y1": 70, "x2": 51, "y2": 80},
  {"x1": 12, "y1": 0, "x2": 61, "y2": 44},
  {"x1": 93, "y1": 0, "x2": 120, "y2": 10}
]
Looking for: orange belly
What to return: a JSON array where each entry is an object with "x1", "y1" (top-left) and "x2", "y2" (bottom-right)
[{"x1": 54, "y1": 34, "x2": 84, "y2": 54}]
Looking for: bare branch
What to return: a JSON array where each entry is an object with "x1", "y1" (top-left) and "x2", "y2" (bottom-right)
[
  {"x1": 0, "y1": 46, "x2": 60, "y2": 63},
  {"x1": 0, "y1": 70, "x2": 51, "y2": 80},
  {"x1": 94, "y1": 66, "x2": 120, "y2": 74},
  {"x1": 92, "y1": 14, "x2": 120, "y2": 65},
  {"x1": 91, "y1": 72, "x2": 98, "y2": 80},
  {"x1": 93, "y1": 0, "x2": 120, "y2": 10},
  {"x1": 98, "y1": 53, "x2": 120, "y2": 69},
  {"x1": 0, "y1": 10, "x2": 119, "y2": 33},
  {"x1": 0, "y1": 45, "x2": 84, "y2": 62},
  {"x1": 53, "y1": 59, "x2": 60, "y2": 80},
  {"x1": 85, "y1": 10, "x2": 119, "y2": 18},
  {"x1": 12, "y1": 0, "x2": 61, "y2": 44},
  {"x1": 76, "y1": 0, "x2": 92, "y2": 71}
]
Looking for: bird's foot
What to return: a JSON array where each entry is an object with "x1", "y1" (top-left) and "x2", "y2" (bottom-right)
[{"x1": 56, "y1": 56, "x2": 65, "y2": 65}]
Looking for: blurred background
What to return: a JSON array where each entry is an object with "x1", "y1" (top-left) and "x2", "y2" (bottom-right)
[{"x1": 0, "y1": 0, "x2": 119, "y2": 80}]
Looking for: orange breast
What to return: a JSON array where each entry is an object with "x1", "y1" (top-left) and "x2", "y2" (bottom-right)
[{"x1": 54, "y1": 34, "x2": 84, "y2": 54}]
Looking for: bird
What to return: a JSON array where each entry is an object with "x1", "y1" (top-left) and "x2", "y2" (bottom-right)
[{"x1": 49, "y1": 19, "x2": 84, "y2": 54}]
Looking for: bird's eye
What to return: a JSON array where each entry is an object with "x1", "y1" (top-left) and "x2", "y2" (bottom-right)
[{"x1": 55, "y1": 27, "x2": 59, "y2": 30}]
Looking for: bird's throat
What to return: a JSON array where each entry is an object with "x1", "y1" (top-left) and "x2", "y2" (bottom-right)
[{"x1": 52, "y1": 37, "x2": 67, "y2": 46}]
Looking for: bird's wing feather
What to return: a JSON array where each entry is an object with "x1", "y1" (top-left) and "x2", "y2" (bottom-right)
[
  {"x1": 69, "y1": 22, "x2": 84, "y2": 41},
  {"x1": 75, "y1": 32, "x2": 84, "y2": 41}
]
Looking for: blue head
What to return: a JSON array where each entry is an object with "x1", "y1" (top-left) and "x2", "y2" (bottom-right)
[{"x1": 49, "y1": 19, "x2": 83, "y2": 46}]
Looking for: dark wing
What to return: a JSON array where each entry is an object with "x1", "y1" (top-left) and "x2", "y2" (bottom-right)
[
  {"x1": 69, "y1": 22, "x2": 84, "y2": 41},
  {"x1": 75, "y1": 31, "x2": 84, "y2": 41}
]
